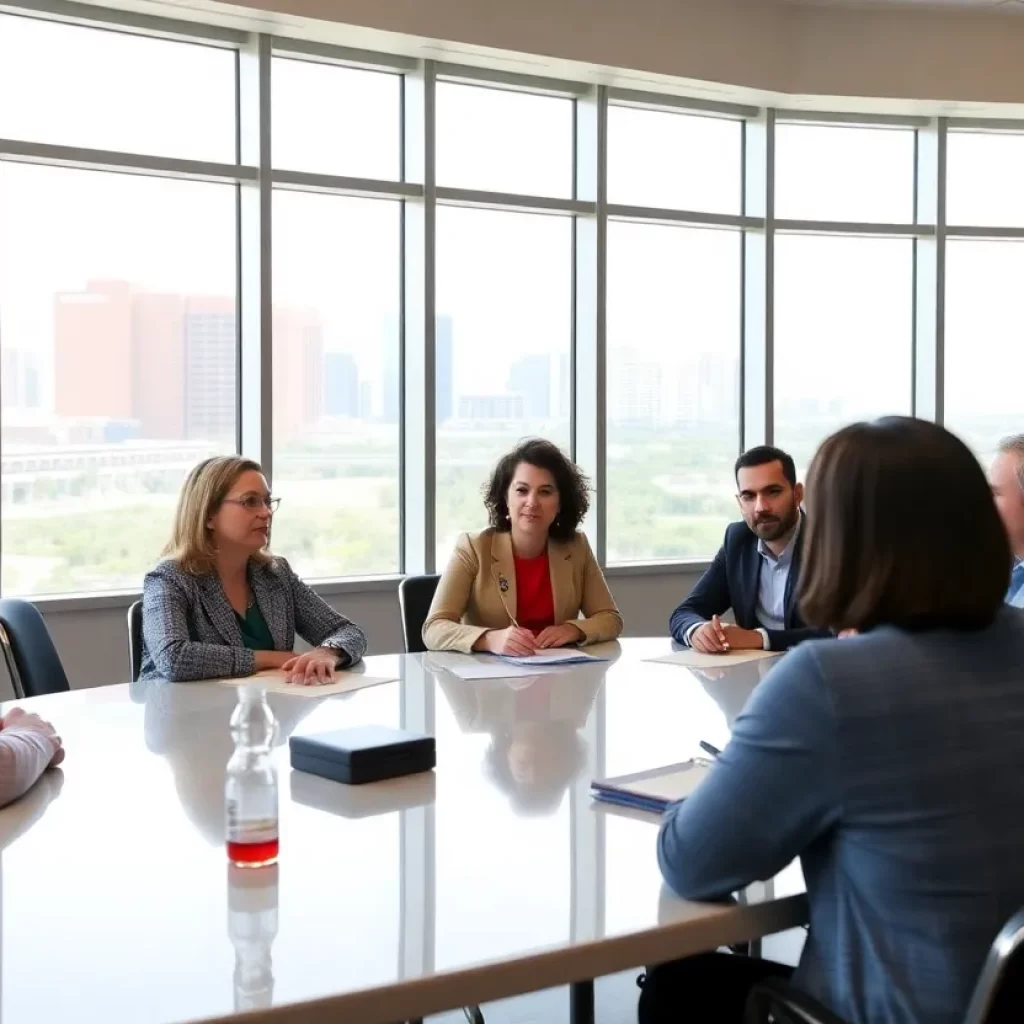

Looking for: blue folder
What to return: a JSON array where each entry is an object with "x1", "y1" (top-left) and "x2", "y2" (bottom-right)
[{"x1": 591, "y1": 759, "x2": 712, "y2": 814}]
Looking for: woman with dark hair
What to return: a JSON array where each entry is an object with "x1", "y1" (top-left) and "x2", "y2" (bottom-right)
[
  {"x1": 645, "y1": 417, "x2": 1024, "y2": 1024},
  {"x1": 423, "y1": 438, "x2": 622, "y2": 654}
]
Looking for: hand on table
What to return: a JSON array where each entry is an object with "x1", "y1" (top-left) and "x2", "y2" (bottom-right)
[
  {"x1": 280, "y1": 647, "x2": 340, "y2": 685},
  {"x1": 478, "y1": 627, "x2": 538, "y2": 656},
  {"x1": 691, "y1": 615, "x2": 764, "y2": 654},
  {"x1": 2, "y1": 707, "x2": 64, "y2": 766},
  {"x1": 535, "y1": 623, "x2": 585, "y2": 649}
]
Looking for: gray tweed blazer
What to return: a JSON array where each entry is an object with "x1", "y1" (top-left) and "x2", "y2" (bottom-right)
[{"x1": 139, "y1": 557, "x2": 367, "y2": 682}]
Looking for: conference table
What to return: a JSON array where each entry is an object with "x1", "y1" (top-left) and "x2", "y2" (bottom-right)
[{"x1": 0, "y1": 638, "x2": 808, "y2": 1024}]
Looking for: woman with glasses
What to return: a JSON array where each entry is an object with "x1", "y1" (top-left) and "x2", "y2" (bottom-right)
[{"x1": 139, "y1": 456, "x2": 367, "y2": 683}]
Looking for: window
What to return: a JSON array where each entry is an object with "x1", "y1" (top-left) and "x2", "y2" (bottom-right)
[
  {"x1": 947, "y1": 131, "x2": 1024, "y2": 228},
  {"x1": 271, "y1": 191, "x2": 401, "y2": 578},
  {"x1": 773, "y1": 234, "x2": 913, "y2": 475},
  {"x1": 435, "y1": 82, "x2": 573, "y2": 197},
  {"x1": 607, "y1": 106, "x2": 742, "y2": 214},
  {"x1": 0, "y1": 163, "x2": 237, "y2": 595},
  {"x1": 434, "y1": 206, "x2": 572, "y2": 564},
  {"x1": 774, "y1": 123, "x2": 915, "y2": 223},
  {"x1": 0, "y1": 14, "x2": 235, "y2": 162},
  {"x1": 606, "y1": 222, "x2": 740, "y2": 563},
  {"x1": 944, "y1": 240, "x2": 1024, "y2": 461},
  {"x1": 271, "y1": 57, "x2": 402, "y2": 180}
]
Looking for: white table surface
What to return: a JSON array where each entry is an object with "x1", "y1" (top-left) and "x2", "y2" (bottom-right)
[{"x1": 0, "y1": 638, "x2": 807, "y2": 1024}]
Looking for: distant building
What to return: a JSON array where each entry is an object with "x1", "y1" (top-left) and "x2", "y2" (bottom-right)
[
  {"x1": 458, "y1": 394, "x2": 525, "y2": 422},
  {"x1": 324, "y1": 352, "x2": 360, "y2": 417},
  {"x1": 507, "y1": 353, "x2": 552, "y2": 420}
]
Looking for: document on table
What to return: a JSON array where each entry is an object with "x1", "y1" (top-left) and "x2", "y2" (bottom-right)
[
  {"x1": 426, "y1": 651, "x2": 598, "y2": 681},
  {"x1": 644, "y1": 649, "x2": 782, "y2": 669},
  {"x1": 592, "y1": 760, "x2": 712, "y2": 814},
  {"x1": 497, "y1": 650, "x2": 607, "y2": 667},
  {"x1": 216, "y1": 668, "x2": 398, "y2": 698}
]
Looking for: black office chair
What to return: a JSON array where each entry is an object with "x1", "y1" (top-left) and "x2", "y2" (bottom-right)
[
  {"x1": 745, "y1": 906, "x2": 1024, "y2": 1024},
  {"x1": 0, "y1": 598, "x2": 71, "y2": 699},
  {"x1": 127, "y1": 600, "x2": 143, "y2": 683},
  {"x1": 398, "y1": 575, "x2": 440, "y2": 654}
]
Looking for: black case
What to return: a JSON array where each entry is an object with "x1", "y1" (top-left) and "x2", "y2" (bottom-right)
[{"x1": 289, "y1": 725, "x2": 436, "y2": 785}]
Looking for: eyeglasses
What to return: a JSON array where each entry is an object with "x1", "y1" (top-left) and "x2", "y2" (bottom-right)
[{"x1": 223, "y1": 496, "x2": 281, "y2": 513}]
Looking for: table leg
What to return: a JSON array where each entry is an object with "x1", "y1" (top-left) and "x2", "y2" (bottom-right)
[{"x1": 570, "y1": 979, "x2": 595, "y2": 1024}]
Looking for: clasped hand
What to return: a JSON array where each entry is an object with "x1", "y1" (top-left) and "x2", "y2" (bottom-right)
[{"x1": 480, "y1": 622, "x2": 585, "y2": 656}]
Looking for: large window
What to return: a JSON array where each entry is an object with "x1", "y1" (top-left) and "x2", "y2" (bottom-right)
[
  {"x1": 0, "y1": 6, "x2": 1020, "y2": 598},
  {"x1": 605, "y1": 104, "x2": 742, "y2": 563},
  {"x1": 271, "y1": 192, "x2": 401, "y2": 578},
  {"x1": 774, "y1": 234, "x2": 913, "y2": 475},
  {"x1": 434, "y1": 207, "x2": 572, "y2": 563},
  {"x1": 0, "y1": 164, "x2": 237, "y2": 595},
  {"x1": 606, "y1": 222, "x2": 740, "y2": 562}
]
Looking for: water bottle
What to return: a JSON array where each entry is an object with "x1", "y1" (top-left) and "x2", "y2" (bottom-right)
[
  {"x1": 227, "y1": 862, "x2": 279, "y2": 1011},
  {"x1": 225, "y1": 685, "x2": 279, "y2": 867}
]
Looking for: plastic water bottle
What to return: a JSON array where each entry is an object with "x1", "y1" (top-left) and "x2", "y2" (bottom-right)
[
  {"x1": 227, "y1": 862, "x2": 279, "y2": 1011},
  {"x1": 225, "y1": 685, "x2": 279, "y2": 867}
]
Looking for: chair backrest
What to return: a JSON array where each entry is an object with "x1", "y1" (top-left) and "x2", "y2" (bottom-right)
[
  {"x1": 398, "y1": 575, "x2": 440, "y2": 654},
  {"x1": 127, "y1": 601, "x2": 143, "y2": 683},
  {"x1": 963, "y1": 907, "x2": 1024, "y2": 1024},
  {"x1": 0, "y1": 598, "x2": 70, "y2": 699}
]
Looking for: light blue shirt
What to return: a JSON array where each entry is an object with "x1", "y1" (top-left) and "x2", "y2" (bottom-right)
[
  {"x1": 1008, "y1": 560, "x2": 1024, "y2": 609},
  {"x1": 754, "y1": 520, "x2": 801, "y2": 645}
]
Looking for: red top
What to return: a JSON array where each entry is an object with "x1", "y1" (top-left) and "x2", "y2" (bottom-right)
[{"x1": 513, "y1": 552, "x2": 555, "y2": 635}]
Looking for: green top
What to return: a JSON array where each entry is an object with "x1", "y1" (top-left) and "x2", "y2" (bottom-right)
[{"x1": 235, "y1": 600, "x2": 276, "y2": 652}]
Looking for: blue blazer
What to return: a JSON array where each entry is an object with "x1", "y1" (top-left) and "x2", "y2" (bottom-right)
[
  {"x1": 140, "y1": 557, "x2": 367, "y2": 682},
  {"x1": 669, "y1": 516, "x2": 830, "y2": 651}
]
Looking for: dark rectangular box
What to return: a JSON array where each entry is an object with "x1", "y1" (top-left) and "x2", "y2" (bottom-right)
[{"x1": 289, "y1": 725, "x2": 436, "y2": 785}]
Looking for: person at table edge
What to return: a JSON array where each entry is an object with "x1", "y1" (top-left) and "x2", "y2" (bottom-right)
[
  {"x1": 989, "y1": 433, "x2": 1024, "y2": 609},
  {"x1": 139, "y1": 456, "x2": 367, "y2": 683},
  {"x1": 669, "y1": 445, "x2": 831, "y2": 653},
  {"x1": 649, "y1": 417, "x2": 1024, "y2": 1024},
  {"x1": 422, "y1": 438, "x2": 623, "y2": 655}
]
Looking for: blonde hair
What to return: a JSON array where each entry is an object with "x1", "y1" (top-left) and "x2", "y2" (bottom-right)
[{"x1": 163, "y1": 456, "x2": 272, "y2": 576}]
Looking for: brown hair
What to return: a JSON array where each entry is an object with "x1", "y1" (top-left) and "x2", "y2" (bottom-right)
[
  {"x1": 483, "y1": 438, "x2": 590, "y2": 542},
  {"x1": 799, "y1": 417, "x2": 1009, "y2": 633},
  {"x1": 163, "y1": 456, "x2": 272, "y2": 576}
]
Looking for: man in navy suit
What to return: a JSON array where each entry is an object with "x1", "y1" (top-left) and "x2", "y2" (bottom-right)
[{"x1": 669, "y1": 446, "x2": 830, "y2": 653}]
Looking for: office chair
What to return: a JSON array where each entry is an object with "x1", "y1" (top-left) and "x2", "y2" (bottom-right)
[
  {"x1": 745, "y1": 906, "x2": 1024, "y2": 1024},
  {"x1": 0, "y1": 598, "x2": 71, "y2": 699},
  {"x1": 127, "y1": 600, "x2": 143, "y2": 683},
  {"x1": 398, "y1": 575, "x2": 440, "y2": 654}
]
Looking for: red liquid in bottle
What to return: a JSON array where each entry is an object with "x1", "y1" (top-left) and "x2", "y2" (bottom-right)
[{"x1": 227, "y1": 838, "x2": 279, "y2": 867}]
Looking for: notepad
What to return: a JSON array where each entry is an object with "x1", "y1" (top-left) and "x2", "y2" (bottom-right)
[
  {"x1": 497, "y1": 650, "x2": 607, "y2": 667},
  {"x1": 645, "y1": 649, "x2": 781, "y2": 669},
  {"x1": 591, "y1": 760, "x2": 712, "y2": 814},
  {"x1": 216, "y1": 669, "x2": 398, "y2": 698}
]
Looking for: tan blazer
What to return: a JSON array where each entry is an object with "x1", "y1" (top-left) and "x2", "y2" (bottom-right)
[{"x1": 422, "y1": 528, "x2": 623, "y2": 653}]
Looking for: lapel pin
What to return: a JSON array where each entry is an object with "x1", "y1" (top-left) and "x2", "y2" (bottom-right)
[{"x1": 498, "y1": 575, "x2": 509, "y2": 593}]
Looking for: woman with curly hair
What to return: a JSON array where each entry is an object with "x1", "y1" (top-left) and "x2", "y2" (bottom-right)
[{"x1": 422, "y1": 438, "x2": 623, "y2": 654}]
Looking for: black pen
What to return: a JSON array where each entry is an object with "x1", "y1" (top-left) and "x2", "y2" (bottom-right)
[{"x1": 699, "y1": 740, "x2": 722, "y2": 759}]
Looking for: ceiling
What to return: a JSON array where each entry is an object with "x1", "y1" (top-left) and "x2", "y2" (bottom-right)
[{"x1": 781, "y1": 0, "x2": 1024, "y2": 9}]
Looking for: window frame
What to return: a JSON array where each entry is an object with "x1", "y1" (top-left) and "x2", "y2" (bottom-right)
[{"x1": 2, "y1": 2, "x2": 1024, "y2": 600}]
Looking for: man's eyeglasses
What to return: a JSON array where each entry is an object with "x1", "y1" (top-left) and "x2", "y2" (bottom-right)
[{"x1": 223, "y1": 496, "x2": 281, "y2": 513}]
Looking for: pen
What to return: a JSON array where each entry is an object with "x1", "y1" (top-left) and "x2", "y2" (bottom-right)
[{"x1": 699, "y1": 740, "x2": 722, "y2": 759}]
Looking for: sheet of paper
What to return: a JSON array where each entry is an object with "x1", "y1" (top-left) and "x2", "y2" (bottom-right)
[
  {"x1": 216, "y1": 669, "x2": 398, "y2": 698},
  {"x1": 498, "y1": 650, "x2": 607, "y2": 667},
  {"x1": 627, "y1": 764, "x2": 710, "y2": 802},
  {"x1": 425, "y1": 651, "x2": 590, "y2": 681},
  {"x1": 644, "y1": 649, "x2": 782, "y2": 670}
]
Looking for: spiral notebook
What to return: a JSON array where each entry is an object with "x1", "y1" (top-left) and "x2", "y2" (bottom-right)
[{"x1": 591, "y1": 760, "x2": 712, "y2": 814}]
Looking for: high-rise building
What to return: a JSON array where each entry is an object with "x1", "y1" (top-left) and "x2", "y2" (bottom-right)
[
  {"x1": 1, "y1": 346, "x2": 41, "y2": 411},
  {"x1": 324, "y1": 351, "x2": 360, "y2": 417},
  {"x1": 609, "y1": 356, "x2": 662, "y2": 426},
  {"x1": 273, "y1": 307, "x2": 324, "y2": 446},
  {"x1": 54, "y1": 280, "x2": 135, "y2": 421},
  {"x1": 184, "y1": 297, "x2": 236, "y2": 447},
  {"x1": 458, "y1": 393, "x2": 525, "y2": 422},
  {"x1": 507, "y1": 353, "x2": 552, "y2": 420},
  {"x1": 133, "y1": 292, "x2": 187, "y2": 439}
]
